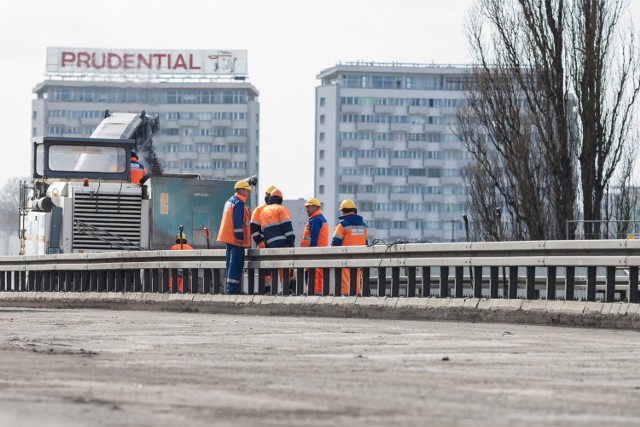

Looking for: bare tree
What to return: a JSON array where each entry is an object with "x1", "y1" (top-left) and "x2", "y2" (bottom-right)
[{"x1": 459, "y1": 0, "x2": 639, "y2": 240}]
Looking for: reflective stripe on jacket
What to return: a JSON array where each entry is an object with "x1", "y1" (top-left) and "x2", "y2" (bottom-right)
[
  {"x1": 250, "y1": 203, "x2": 268, "y2": 247},
  {"x1": 331, "y1": 212, "x2": 368, "y2": 247},
  {"x1": 301, "y1": 210, "x2": 328, "y2": 248},
  {"x1": 217, "y1": 192, "x2": 251, "y2": 247},
  {"x1": 260, "y1": 204, "x2": 295, "y2": 248}
]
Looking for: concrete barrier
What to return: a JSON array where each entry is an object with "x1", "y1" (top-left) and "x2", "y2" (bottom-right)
[{"x1": 0, "y1": 292, "x2": 639, "y2": 330}]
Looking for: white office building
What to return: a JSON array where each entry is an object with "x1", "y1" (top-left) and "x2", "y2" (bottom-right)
[
  {"x1": 31, "y1": 47, "x2": 260, "y2": 182},
  {"x1": 315, "y1": 62, "x2": 472, "y2": 243}
]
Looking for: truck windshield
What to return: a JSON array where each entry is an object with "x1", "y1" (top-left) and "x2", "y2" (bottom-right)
[{"x1": 49, "y1": 145, "x2": 127, "y2": 173}]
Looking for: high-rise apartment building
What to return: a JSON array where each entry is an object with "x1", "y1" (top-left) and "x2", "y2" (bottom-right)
[
  {"x1": 31, "y1": 47, "x2": 260, "y2": 182},
  {"x1": 315, "y1": 62, "x2": 472, "y2": 243}
]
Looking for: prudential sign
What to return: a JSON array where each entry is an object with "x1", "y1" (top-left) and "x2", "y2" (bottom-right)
[{"x1": 46, "y1": 47, "x2": 248, "y2": 77}]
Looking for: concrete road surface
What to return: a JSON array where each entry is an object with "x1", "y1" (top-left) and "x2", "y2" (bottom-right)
[{"x1": 0, "y1": 307, "x2": 639, "y2": 427}]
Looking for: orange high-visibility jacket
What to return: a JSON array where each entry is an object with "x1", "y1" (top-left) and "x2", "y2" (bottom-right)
[
  {"x1": 331, "y1": 212, "x2": 368, "y2": 247},
  {"x1": 130, "y1": 157, "x2": 147, "y2": 184},
  {"x1": 301, "y1": 210, "x2": 329, "y2": 248},
  {"x1": 250, "y1": 203, "x2": 268, "y2": 247},
  {"x1": 260, "y1": 203, "x2": 295, "y2": 248},
  {"x1": 217, "y1": 192, "x2": 251, "y2": 247}
]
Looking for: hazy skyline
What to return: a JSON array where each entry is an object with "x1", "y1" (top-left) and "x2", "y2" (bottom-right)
[{"x1": 1, "y1": 0, "x2": 638, "y2": 199}]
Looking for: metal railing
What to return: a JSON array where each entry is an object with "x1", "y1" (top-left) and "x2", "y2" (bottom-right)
[{"x1": 0, "y1": 240, "x2": 639, "y2": 303}]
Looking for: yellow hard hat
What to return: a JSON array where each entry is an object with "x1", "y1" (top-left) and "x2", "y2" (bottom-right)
[
  {"x1": 340, "y1": 199, "x2": 356, "y2": 210},
  {"x1": 265, "y1": 184, "x2": 277, "y2": 195},
  {"x1": 270, "y1": 188, "x2": 283, "y2": 198},
  {"x1": 234, "y1": 180, "x2": 251, "y2": 190},
  {"x1": 176, "y1": 232, "x2": 187, "y2": 240},
  {"x1": 304, "y1": 197, "x2": 321, "y2": 207}
]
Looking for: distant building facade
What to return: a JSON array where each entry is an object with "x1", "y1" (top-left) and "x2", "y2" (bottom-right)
[
  {"x1": 31, "y1": 47, "x2": 260, "y2": 182},
  {"x1": 315, "y1": 62, "x2": 472, "y2": 243}
]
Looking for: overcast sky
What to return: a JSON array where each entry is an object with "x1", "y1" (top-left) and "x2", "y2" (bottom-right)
[{"x1": 1, "y1": 0, "x2": 638, "y2": 199}]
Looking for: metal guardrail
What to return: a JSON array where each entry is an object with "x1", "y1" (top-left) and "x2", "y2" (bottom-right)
[{"x1": 0, "y1": 240, "x2": 639, "y2": 302}]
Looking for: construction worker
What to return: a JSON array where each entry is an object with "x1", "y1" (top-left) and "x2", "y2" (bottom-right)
[
  {"x1": 168, "y1": 231, "x2": 194, "y2": 292},
  {"x1": 300, "y1": 197, "x2": 328, "y2": 294},
  {"x1": 130, "y1": 151, "x2": 148, "y2": 185},
  {"x1": 260, "y1": 188, "x2": 295, "y2": 292},
  {"x1": 217, "y1": 180, "x2": 251, "y2": 295},
  {"x1": 331, "y1": 199, "x2": 368, "y2": 296}
]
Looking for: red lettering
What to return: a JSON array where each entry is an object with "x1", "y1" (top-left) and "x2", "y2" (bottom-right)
[
  {"x1": 189, "y1": 54, "x2": 201, "y2": 70},
  {"x1": 61, "y1": 52, "x2": 76, "y2": 67},
  {"x1": 123, "y1": 54, "x2": 134, "y2": 69},
  {"x1": 77, "y1": 52, "x2": 91, "y2": 68},
  {"x1": 107, "y1": 53, "x2": 122, "y2": 69},
  {"x1": 91, "y1": 53, "x2": 106, "y2": 69},
  {"x1": 137, "y1": 54, "x2": 152, "y2": 69},
  {"x1": 167, "y1": 54, "x2": 171, "y2": 70},
  {"x1": 153, "y1": 54, "x2": 166, "y2": 69},
  {"x1": 173, "y1": 54, "x2": 187, "y2": 70}
]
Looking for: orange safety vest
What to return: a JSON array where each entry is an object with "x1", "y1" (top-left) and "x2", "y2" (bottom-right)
[
  {"x1": 301, "y1": 210, "x2": 328, "y2": 294},
  {"x1": 301, "y1": 210, "x2": 329, "y2": 248},
  {"x1": 217, "y1": 192, "x2": 251, "y2": 247},
  {"x1": 332, "y1": 213, "x2": 367, "y2": 295},
  {"x1": 250, "y1": 203, "x2": 268, "y2": 248}
]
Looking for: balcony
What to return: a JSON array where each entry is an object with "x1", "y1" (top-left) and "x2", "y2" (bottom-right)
[
  {"x1": 158, "y1": 135, "x2": 181, "y2": 143},
  {"x1": 356, "y1": 122, "x2": 385, "y2": 132},
  {"x1": 356, "y1": 157, "x2": 381, "y2": 167},
  {"x1": 178, "y1": 118, "x2": 199, "y2": 127},
  {"x1": 390, "y1": 123, "x2": 412, "y2": 132},
  {"x1": 226, "y1": 135, "x2": 247, "y2": 143},
  {"x1": 423, "y1": 193, "x2": 444, "y2": 203},
  {"x1": 80, "y1": 117, "x2": 102, "y2": 126},
  {"x1": 209, "y1": 151, "x2": 231, "y2": 160},
  {"x1": 341, "y1": 139, "x2": 368, "y2": 149},
  {"x1": 407, "y1": 176, "x2": 429, "y2": 185},
  {"x1": 373, "y1": 140, "x2": 397, "y2": 150},
  {"x1": 211, "y1": 118, "x2": 232, "y2": 127},
  {"x1": 441, "y1": 140, "x2": 463, "y2": 150},
  {"x1": 48, "y1": 117, "x2": 68, "y2": 125},
  {"x1": 424, "y1": 124, "x2": 445, "y2": 132},
  {"x1": 424, "y1": 158, "x2": 443, "y2": 168},
  {"x1": 373, "y1": 105, "x2": 396, "y2": 114},
  {"x1": 408, "y1": 106, "x2": 429, "y2": 115},
  {"x1": 390, "y1": 158, "x2": 411, "y2": 167},
  {"x1": 407, "y1": 211, "x2": 429, "y2": 220},
  {"x1": 440, "y1": 176, "x2": 463, "y2": 185},
  {"x1": 341, "y1": 104, "x2": 362, "y2": 114},
  {"x1": 193, "y1": 136, "x2": 214, "y2": 143},
  {"x1": 177, "y1": 151, "x2": 197, "y2": 160},
  {"x1": 373, "y1": 175, "x2": 403, "y2": 185}
]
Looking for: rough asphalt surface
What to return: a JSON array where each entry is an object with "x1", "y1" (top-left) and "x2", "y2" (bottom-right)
[{"x1": 0, "y1": 307, "x2": 639, "y2": 426}]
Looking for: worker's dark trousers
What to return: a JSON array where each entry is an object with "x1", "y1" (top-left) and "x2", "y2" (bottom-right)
[{"x1": 225, "y1": 244, "x2": 245, "y2": 294}]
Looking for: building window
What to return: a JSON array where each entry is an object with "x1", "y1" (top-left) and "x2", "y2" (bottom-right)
[
  {"x1": 319, "y1": 185, "x2": 325, "y2": 194},
  {"x1": 32, "y1": 111, "x2": 37, "y2": 120},
  {"x1": 319, "y1": 150, "x2": 325, "y2": 160},
  {"x1": 320, "y1": 115, "x2": 325, "y2": 124},
  {"x1": 319, "y1": 132, "x2": 325, "y2": 142},
  {"x1": 319, "y1": 167, "x2": 325, "y2": 177},
  {"x1": 319, "y1": 98, "x2": 325, "y2": 107}
]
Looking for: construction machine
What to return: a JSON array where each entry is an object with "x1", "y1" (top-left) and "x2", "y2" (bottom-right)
[{"x1": 19, "y1": 110, "x2": 255, "y2": 255}]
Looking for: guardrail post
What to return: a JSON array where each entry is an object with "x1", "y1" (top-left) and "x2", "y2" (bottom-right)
[
  {"x1": 96, "y1": 270, "x2": 105, "y2": 292},
  {"x1": 547, "y1": 266, "x2": 556, "y2": 300},
  {"x1": 322, "y1": 268, "x2": 330, "y2": 296},
  {"x1": 247, "y1": 268, "x2": 255, "y2": 295},
  {"x1": 525, "y1": 267, "x2": 535, "y2": 300},
  {"x1": 390, "y1": 267, "x2": 399, "y2": 297},
  {"x1": 134, "y1": 269, "x2": 142, "y2": 292},
  {"x1": 42, "y1": 271, "x2": 50, "y2": 291},
  {"x1": 307, "y1": 268, "x2": 315, "y2": 296},
  {"x1": 182, "y1": 268, "x2": 191, "y2": 293},
  {"x1": 282, "y1": 268, "x2": 290, "y2": 296},
  {"x1": 170, "y1": 269, "x2": 178, "y2": 293},
  {"x1": 0, "y1": 272, "x2": 5, "y2": 291},
  {"x1": 362, "y1": 267, "x2": 371, "y2": 297},
  {"x1": 213, "y1": 269, "x2": 222, "y2": 294},
  {"x1": 270, "y1": 268, "x2": 278, "y2": 295},
  {"x1": 587, "y1": 266, "x2": 597, "y2": 301},
  {"x1": 203, "y1": 269, "x2": 212, "y2": 294},
  {"x1": 629, "y1": 266, "x2": 638, "y2": 303},
  {"x1": 27, "y1": 271, "x2": 35, "y2": 292},
  {"x1": 565, "y1": 266, "x2": 575, "y2": 301},
  {"x1": 606, "y1": 266, "x2": 616, "y2": 302},
  {"x1": 454, "y1": 266, "x2": 464, "y2": 298},
  {"x1": 296, "y1": 268, "x2": 305, "y2": 295},
  {"x1": 81, "y1": 271, "x2": 89, "y2": 292},
  {"x1": 349, "y1": 268, "x2": 358, "y2": 296},
  {"x1": 440, "y1": 266, "x2": 449, "y2": 298},
  {"x1": 19, "y1": 271, "x2": 26, "y2": 292},
  {"x1": 407, "y1": 267, "x2": 416, "y2": 297},
  {"x1": 508, "y1": 266, "x2": 518, "y2": 299},
  {"x1": 473, "y1": 266, "x2": 482, "y2": 298},
  {"x1": 490, "y1": 266, "x2": 499, "y2": 298},
  {"x1": 161, "y1": 269, "x2": 169, "y2": 293},
  {"x1": 256, "y1": 269, "x2": 265, "y2": 295},
  {"x1": 334, "y1": 268, "x2": 342, "y2": 296},
  {"x1": 422, "y1": 266, "x2": 431, "y2": 297},
  {"x1": 377, "y1": 267, "x2": 386, "y2": 297}
]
